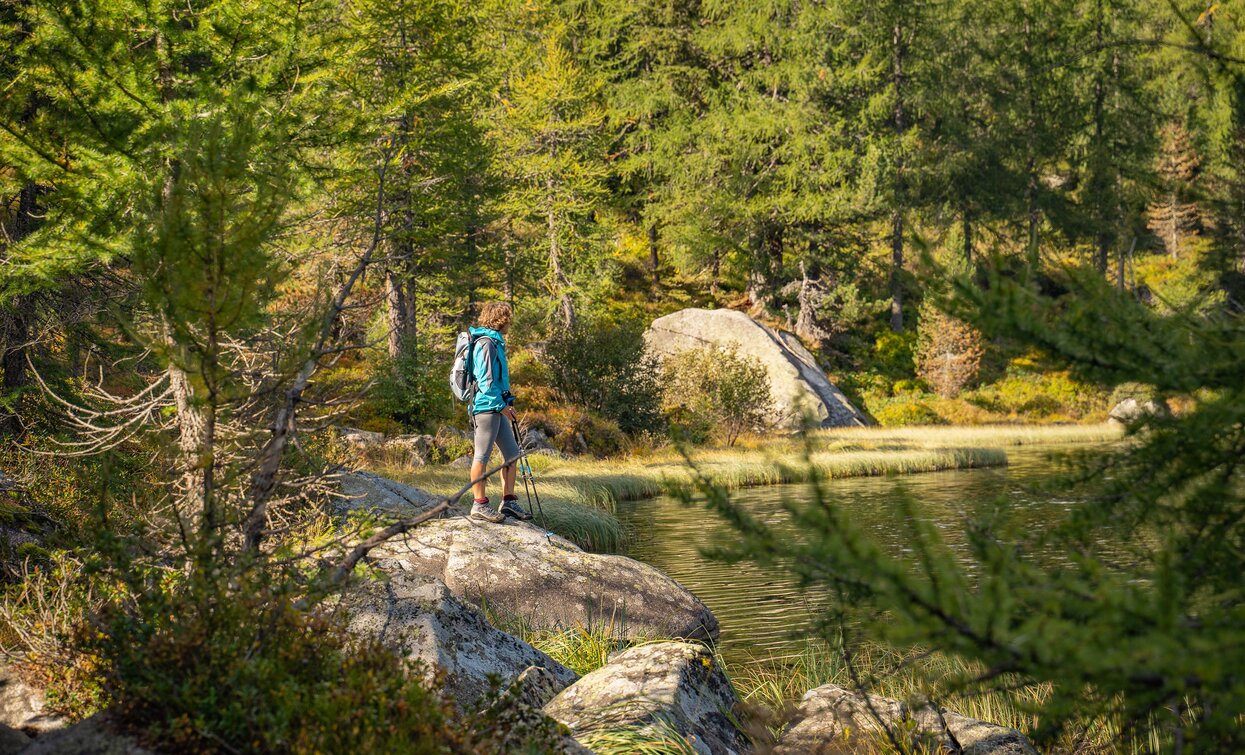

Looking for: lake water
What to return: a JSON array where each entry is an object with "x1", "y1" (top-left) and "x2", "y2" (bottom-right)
[{"x1": 617, "y1": 445, "x2": 1111, "y2": 666}]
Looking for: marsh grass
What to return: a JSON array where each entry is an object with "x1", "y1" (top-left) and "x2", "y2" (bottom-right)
[
  {"x1": 728, "y1": 638, "x2": 1168, "y2": 754},
  {"x1": 813, "y1": 423, "x2": 1122, "y2": 448},
  {"x1": 574, "y1": 719, "x2": 701, "y2": 755},
  {"x1": 363, "y1": 424, "x2": 1117, "y2": 553}
]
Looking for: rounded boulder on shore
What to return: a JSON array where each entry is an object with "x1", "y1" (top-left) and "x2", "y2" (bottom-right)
[
  {"x1": 369, "y1": 517, "x2": 719, "y2": 642},
  {"x1": 645, "y1": 307, "x2": 869, "y2": 430}
]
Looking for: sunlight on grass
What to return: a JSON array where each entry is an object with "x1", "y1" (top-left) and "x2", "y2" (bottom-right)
[{"x1": 364, "y1": 424, "x2": 1119, "y2": 553}]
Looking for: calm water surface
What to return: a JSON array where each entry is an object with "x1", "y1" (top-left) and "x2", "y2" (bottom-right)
[{"x1": 617, "y1": 445, "x2": 1111, "y2": 666}]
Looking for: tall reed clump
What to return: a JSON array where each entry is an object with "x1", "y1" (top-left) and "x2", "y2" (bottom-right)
[{"x1": 574, "y1": 720, "x2": 702, "y2": 755}]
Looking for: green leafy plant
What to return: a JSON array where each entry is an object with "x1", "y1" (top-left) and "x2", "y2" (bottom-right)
[
  {"x1": 372, "y1": 349, "x2": 456, "y2": 433},
  {"x1": 88, "y1": 566, "x2": 564, "y2": 754},
  {"x1": 544, "y1": 317, "x2": 665, "y2": 435},
  {"x1": 661, "y1": 346, "x2": 775, "y2": 447}
]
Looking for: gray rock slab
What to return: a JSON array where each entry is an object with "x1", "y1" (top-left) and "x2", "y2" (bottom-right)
[
  {"x1": 776, "y1": 683, "x2": 1037, "y2": 755},
  {"x1": 344, "y1": 571, "x2": 578, "y2": 709},
  {"x1": 336, "y1": 471, "x2": 448, "y2": 518},
  {"x1": 371, "y1": 517, "x2": 718, "y2": 641},
  {"x1": 645, "y1": 308, "x2": 868, "y2": 429},
  {"x1": 0, "y1": 667, "x2": 65, "y2": 737},
  {"x1": 544, "y1": 641, "x2": 747, "y2": 755},
  {"x1": 17, "y1": 714, "x2": 152, "y2": 755}
]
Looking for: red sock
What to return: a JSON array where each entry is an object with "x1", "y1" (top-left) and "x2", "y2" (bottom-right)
[
  {"x1": 503, "y1": 494, "x2": 518, "y2": 502},
  {"x1": 474, "y1": 497, "x2": 489, "y2": 505}
]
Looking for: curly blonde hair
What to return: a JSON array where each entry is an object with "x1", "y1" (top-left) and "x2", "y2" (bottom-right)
[{"x1": 477, "y1": 302, "x2": 513, "y2": 332}]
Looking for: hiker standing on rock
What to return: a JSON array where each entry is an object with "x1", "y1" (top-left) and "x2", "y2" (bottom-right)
[{"x1": 465, "y1": 302, "x2": 532, "y2": 523}]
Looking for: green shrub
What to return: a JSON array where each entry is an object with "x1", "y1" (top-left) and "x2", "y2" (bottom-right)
[
  {"x1": 661, "y1": 345, "x2": 775, "y2": 446},
  {"x1": 891, "y1": 379, "x2": 927, "y2": 395},
  {"x1": 1108, "y1": 382, "x2": 1159, "y2": 407},
  {"x1": 0, "y1": 551, "x2": 105, "y2": 719},
  {"x1": 552, "y1": 410, "x2": 627, "y2": 457},
  {"x1": 871, "y1": 329, "x2": 918, "y2": 379},
  {"x1": 915, "y1": 301, "x2": 984, "y2": 398},
  {"x1": 371, "y1": 348, "x2": 455, "y2": 433},
  {"x1": 89, "y1": 568, "x2": 563, "y2": 753},
  {"x1": 968, "y1": 370, "x2": 1108, "y2": 420},
  {"x1": 545, "y1": 318, "x2": 665, "y2": 435},
  {"x1": 873, "y1": 400, "x2": 947, "y2": 427}
]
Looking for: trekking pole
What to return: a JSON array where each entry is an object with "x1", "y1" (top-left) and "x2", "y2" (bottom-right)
[{"x1": 510, "y1": 422, "x2": 552, "y2": 540}]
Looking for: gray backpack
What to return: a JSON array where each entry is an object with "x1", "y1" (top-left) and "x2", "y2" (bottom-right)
[{"x1": 449, "y1": 331, "x2": 479, "y2": 402}]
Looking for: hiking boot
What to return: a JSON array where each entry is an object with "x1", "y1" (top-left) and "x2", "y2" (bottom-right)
[
  {"x1": 499, "y1": 498, "x2": 533, "y2": 521},
  {"x1": 469, "y1": 501, "x2": 506, "y2": 524}
]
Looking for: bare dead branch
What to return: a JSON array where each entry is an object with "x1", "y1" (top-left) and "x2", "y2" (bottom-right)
[{"x1": 243, "y1": 151, "x2": 393, "y2": 552}]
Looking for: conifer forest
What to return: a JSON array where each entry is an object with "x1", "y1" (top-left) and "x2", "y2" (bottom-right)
[{"x1": 1, "y1": 1, "x2": 1244, "y2": 752}]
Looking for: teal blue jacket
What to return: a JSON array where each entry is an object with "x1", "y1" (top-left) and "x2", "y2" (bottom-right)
[{"x1": 469, "y1": 327, "x2": 514, "y2": 415}]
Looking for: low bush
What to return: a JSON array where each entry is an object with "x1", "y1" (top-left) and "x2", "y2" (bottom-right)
[
  {"x1": 871, "y1": 330, "x2": 918, "y2": 380},
  {"x1": 544, "y1": 318, "x2": 665, "y2": 435},
  {"x1": 1108, "y1": 381, "x2": 1159, "y2": 407},
  {"x1": 550, "y1": 410, "x2": 627, "y2": 458},
  {"x1": 0, "y1": 551, "x2": 105, "y2": 719},
  {"x1": 89, "y1": 567, "x2": 564, "y2": 753},
  {"x1": 371, "y1": 349, "x2": 456, "y2": 433},
  {"x1": 661, "y1": 345, "x2": 775, "y2": 447},
  {"x1": 872, "y1": 400, "x2": 947, "y2": 427},
  {"x1": 968, "y1": 370, "x2": 1108, "y2": 420},
  {"x1": 915, "y1": 302, "x2": 984, "y2": 398}
]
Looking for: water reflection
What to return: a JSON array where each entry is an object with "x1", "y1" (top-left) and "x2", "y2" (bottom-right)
[{"x1": 617, "y1": 446, "x2": 1107, "y2": 665}]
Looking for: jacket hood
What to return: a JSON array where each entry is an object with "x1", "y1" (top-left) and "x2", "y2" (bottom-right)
[{"x1": 469, "y1": 326, "x2": 504, "y2": 342}]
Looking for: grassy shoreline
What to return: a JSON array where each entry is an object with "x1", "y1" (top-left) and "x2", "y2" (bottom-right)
[
  {"x1": 366, "y1": 424, "x2": 1120, "y2": 552},
  {"x1": 517, "y1": 625, "x2": 1138, "y2": 754}
]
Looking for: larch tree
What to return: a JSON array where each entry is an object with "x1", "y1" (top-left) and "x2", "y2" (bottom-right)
[
  {"x1": 491, "y1": 16, "x2": 609, "y2": 331},
  {"x1": 339, "y1": 0, "x2": 489, "y2": 361}
]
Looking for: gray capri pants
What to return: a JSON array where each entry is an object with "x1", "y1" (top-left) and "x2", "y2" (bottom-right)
[{"x1": 472, "y1": 411, "x2": 521, "y2": 466}]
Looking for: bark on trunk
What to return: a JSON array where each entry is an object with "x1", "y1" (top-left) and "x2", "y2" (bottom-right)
[
  {"x1": 648, "y1": 224, "x2": 660, "y2": 285},
  {"x1": 890, "y1": 20, "x2": 907, "y2": 333},
  {"x1": 961, "y1": 207, "x2": 973, "y2": 266},
  {"x1": 0, "y1": 184, "x2": 39, "y2": 434},
  {"x1": 1092, "y1": 0, "x2": 1111, "y2": 275},
  {"x1": 385, "y1": 267, "x2": 407, "y2": 360},
  {"x1": 547, "y1": 178, "x2": 575, "y2": 330},
  {"x1": 1024, "y1": 12, "x2": 1040, "y2": 270},
  {"x1": 889, "y1": 210, "x2": 905, "y2": 333}
]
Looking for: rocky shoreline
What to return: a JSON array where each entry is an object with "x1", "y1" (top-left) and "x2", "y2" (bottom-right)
[{"x1": 0, "y1": 478, "x2": 1036, "y2": 754}]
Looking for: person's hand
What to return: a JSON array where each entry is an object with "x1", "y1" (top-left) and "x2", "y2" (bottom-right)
[{"x1": 502, "y1": 406, "x2": 518, "y2": 422}]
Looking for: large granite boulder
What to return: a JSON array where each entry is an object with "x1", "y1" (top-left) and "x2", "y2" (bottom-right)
[
  {"x1": 776, "y1": 684, "x2": 1037, "y2": 754},
  {"x1": 344, "y1": 572, "x2": 578, "y2": 708},
  {"x1": 336, "y1": 471, "x2": 449, "y2": 518},
  {"x1": 1108, "y1": 397, "x2": 1170, "y2": 426},
  {"x1": 370, "y1": 517, "x2": 718, "y2": 642},
  {"x1": 544, "y1": 642, "x2": 747, "y2": 755},
  {"x1": 645, "y1": 308, "x2": 868, "y2": 429},
  {"x1": 0, "y1": 667, "x2": 66, "y2": 737}
]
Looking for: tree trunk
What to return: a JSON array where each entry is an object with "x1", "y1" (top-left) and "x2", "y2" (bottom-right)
[
  {"x1": 890, "y1": 210, "x2": 905, "y2": 332},
  {"x1": 710, "y1": 250, "x2": 721, "y2": 295},
  {"x1": 766, "y1": 224, "x2": 785, "y2": 289},
  {"x1": 0, "y1": 183, "x2": 39, "y2": 435},
  {"x1": 546, "y1": 178, "x2": 575, "y2": 330},
  {"x1": 960, "y1": 206, "x2": 973, "y2": 266},
  {"x1": 890, "y1": 20, "x2": 907, "y2": 333},
  {"x1": 384, "y1": 266, "x2": 407, "y2": 360},
  {"x1": 1092, "y1": 0, "x2": 1111, "y2": 275},
  {"x1": 1024, "y1": 12, "x2": 1040, "y2": 270},
  {"x1": 648, "y1": 224, "x2": 660, "y2": 285}
]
